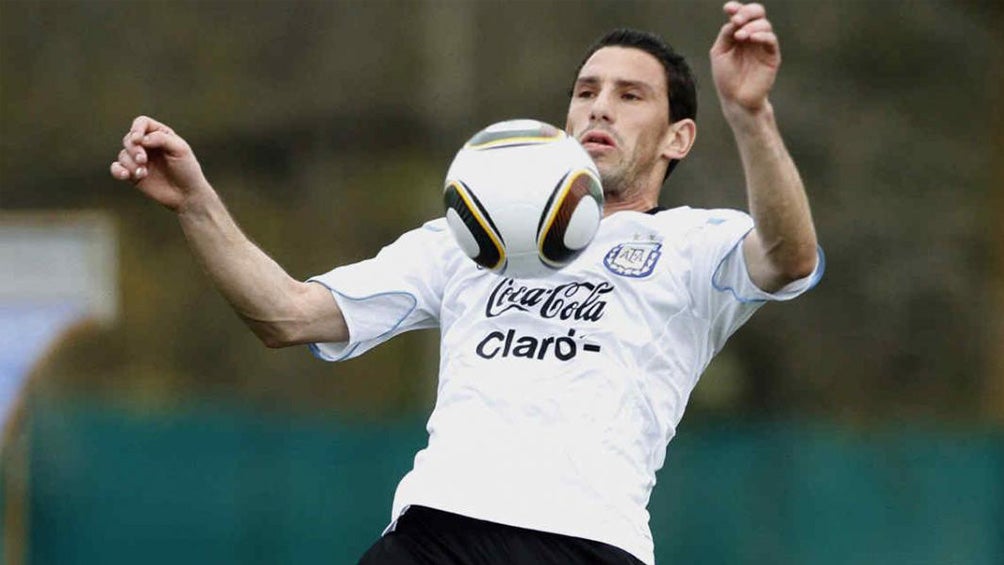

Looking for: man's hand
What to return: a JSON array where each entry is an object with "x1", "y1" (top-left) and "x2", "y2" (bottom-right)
[
  {"x1": 708, "y1": 4, "x2": 818, "y2": 292},
  {"x1": 710, "y1": 2, "x2": 780, "y2": 118},
  {"x1": 110, "y1": 116, "x2": 210, "y2": 212},
  {"x1": 109, "y1": 115, "x2": 349, "y2": 346}
]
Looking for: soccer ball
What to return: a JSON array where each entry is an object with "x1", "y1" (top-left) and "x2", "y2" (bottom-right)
[{"x1": 443, "y1": 119, "x2": 604, "y2": 279}]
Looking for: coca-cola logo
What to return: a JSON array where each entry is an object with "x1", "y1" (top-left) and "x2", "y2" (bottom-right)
[{"x1": 485, "y1": 278, "x2": 613, "y2": 322}]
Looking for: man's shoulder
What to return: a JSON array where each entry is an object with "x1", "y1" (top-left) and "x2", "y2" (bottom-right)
[
  {"x1": 379, "y1": 217, "x2": 455, "y2": 259},
  {"x1": 398, "y1": 217, "x2": 450, "y2": 242},
  {"x1": 418, "y1": 217, "x2": 449, "y2": 232},
  {"x1": 645, "y1": 206, "x2": 752, "y2": 233}
]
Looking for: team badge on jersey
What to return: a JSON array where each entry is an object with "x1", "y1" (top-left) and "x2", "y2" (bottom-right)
[{"x1": 603, "y1": 242, "x2": 662, "y2": 278}]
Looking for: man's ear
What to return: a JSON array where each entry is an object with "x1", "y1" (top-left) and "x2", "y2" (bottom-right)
[{"x1": 661, "y1": 119, "x2": 696, "y2": 161}]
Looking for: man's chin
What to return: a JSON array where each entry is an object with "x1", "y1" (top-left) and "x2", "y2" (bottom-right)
[
  {"x1": 593, "y1": 160, "x2": 614, "y2": 179},
  {"x1": 598, "y1": 172, "x2": 624, "y2": 196},
  {"x1": 586, "y1": 147, "x2": 616, "y2": 164}
]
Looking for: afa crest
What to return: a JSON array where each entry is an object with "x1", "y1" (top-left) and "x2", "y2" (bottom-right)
[{"x1": 603, "y1": 242, "x2": 662, "y2": 278}]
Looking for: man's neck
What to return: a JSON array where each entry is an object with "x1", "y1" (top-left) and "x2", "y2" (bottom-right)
[{"x1": 601, "y1": 193, "x2": 659, "y2": 217}]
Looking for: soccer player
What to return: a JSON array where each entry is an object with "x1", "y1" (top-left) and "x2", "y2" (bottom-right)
[{"x1": 110, "y1": 2, "x2": 821, "y2": 564}]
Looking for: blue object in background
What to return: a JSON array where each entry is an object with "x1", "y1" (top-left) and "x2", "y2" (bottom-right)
[
  {"x1": 26, "y1": 401, "x2": 1004, "y2": 565},
  {"x1": 0, "y1": 302, "x2": 85, "y2": 427}
]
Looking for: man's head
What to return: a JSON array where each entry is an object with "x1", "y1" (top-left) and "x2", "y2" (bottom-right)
[{"x1": 566, "y1": 29, "x2": 697, "y2": 210}]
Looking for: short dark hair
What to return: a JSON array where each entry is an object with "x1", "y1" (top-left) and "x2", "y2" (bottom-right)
[{"x1": 571, "y1": 28, "x2": 697, "y2": 179}]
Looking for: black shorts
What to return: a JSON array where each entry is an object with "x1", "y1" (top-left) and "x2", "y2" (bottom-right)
[{"x1": 358, "y1": 506, "x2": 644, "y2": 565}]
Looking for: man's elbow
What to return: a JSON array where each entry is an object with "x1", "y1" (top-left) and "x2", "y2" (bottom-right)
[
  {"x1": 241, "y1": 284, "x2": 349, "y2": 348},
  {"x1": 247, "y1": 317, "x2": 349, "y2": 349},
  {"x1": 245, "y1": 320, "x2": 299, "y2": 349},
  {"x1": 260, "y1": 332, "x2": 294, "y2": 349},
  {"x1": 779, "y1": 245, "x2": 818, "y2": 282}
]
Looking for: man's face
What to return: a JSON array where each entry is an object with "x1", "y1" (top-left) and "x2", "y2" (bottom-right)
[{"x1": 566, "y1": 46, "x2": 673, "y2": 199}]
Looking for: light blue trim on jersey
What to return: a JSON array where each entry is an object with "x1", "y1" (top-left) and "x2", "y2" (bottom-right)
[
  {"x1": 306, "y1": 279, "x2": 419, "y2": 363},
  {"x1": 804, "y1": 246, "x2": 826, "y2": 289},
  {"x1": 308, "y1": 341, "x2": 357, "y2": 362},
  {"x1": 711, "y1": 235, "x2": 826, "y2": 304}
]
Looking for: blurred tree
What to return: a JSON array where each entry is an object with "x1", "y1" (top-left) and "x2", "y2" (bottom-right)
[
  {"x1": 990, "y1": 0, "x2": 1004, "y2": 422},
  {"x1": 0, "y1": 0, "x2": 1000, "y2": 423}
]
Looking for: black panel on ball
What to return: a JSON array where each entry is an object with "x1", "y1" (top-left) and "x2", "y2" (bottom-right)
[
  {"x1": 443, "y1": 181, "x2": 506, "y2": 270},
  {"x1": 537, "y1": 171, "x2": 598, "y2": 266}
]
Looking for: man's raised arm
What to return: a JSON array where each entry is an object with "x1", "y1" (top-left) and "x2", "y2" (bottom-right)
[
  {"x1": 110, "y1": 115, "x2": 348, "y2": 346},
  {"x1": 710, "y1": 1, "x2": 819, "y2": 293}
]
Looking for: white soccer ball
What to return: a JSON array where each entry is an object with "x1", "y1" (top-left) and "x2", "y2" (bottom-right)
[{"x1": 443, "y1": 119, "x2": 604, "y2": 279}]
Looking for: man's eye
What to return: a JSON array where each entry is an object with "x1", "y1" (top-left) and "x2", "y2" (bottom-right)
[
  {"x1": 622, "y1": 92, "x2": 641, "y2": 101},
  {"x1": 576, "y1": 90, "x2": 595, "y2": 99}
]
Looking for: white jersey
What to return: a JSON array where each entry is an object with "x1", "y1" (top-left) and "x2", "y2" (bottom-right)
[{"x1": 309, "y1": 207, "x2": 823, "y2": 565}]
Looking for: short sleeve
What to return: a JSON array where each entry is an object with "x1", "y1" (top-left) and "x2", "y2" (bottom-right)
[
  {"x1": 711, "y1": 237, "x2": 825, "y2": 305},
  {"x1": 685, "y1": 209, "x2": 824, "y2": 351},
  {"x1": 685, "y1": 209, "x2": 757, "y2": 312},
  {"x1": 307, "y1": 219, "x2": 451, "y2": 362}
]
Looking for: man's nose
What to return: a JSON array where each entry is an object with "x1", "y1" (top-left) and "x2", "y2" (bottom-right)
[{"x1": 589, "y1": 90, "x2": 614, "y2": 123}]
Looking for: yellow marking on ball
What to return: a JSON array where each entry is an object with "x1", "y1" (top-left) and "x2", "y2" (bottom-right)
[
  {"x1": 449, "y1": 181, "x2": 507, "y2": 270},
  {"x1": 537, "y1": 170, "x2": 596, "y2": 267},
  {"x1": 465, "y1": 132, "x2": 566, "y2": 151}
]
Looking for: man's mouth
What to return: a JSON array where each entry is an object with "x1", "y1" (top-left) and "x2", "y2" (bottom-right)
[{"x1": 580, "y1": 130, "x2": 617, "y2": 152}]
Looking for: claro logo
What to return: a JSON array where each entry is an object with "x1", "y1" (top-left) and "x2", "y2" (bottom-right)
[
  {"x1": 476, "y1": 328, "x2": 601, "y2": 361},
  {"x1": 485, "y1": 278, "x2": 613, "y2": 321},
  {"x1": 476, "y1": 278, "x2": 610, "y2": 362}
]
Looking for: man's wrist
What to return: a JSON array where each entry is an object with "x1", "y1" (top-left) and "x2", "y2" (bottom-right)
[
  {"x1": 722, "y1": 100, "x2": 776, "y2": 138},
  {"x1": 177, "y1": 182, "x2": 220, "y2": 219}
]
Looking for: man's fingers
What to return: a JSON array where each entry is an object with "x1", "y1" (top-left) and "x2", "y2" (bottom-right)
[
  {"x1": 734, "y1": 18, "x2": 773, "y2": 41},
  {"x1": 110, "y1": 161, "x2": 145, "y2": 181},
  {"x1": 140, "y1": 130, "x2": 187, "y2": 155},
  {"x1": 116, "y1": 148, "x2": 148, "y2": 179},
  {"x1": 716, "y1": 3, "x2": 778, "y2": 55},
  {"x1": 117, "y1": 148, "x2": 137, "y2": 172},
  {"x1": 749, "y1": 31, "x2": 778, "y2": 51},
  {"x1": 114, "y1": 116, "x2": 184, "y2": 185},
  {"x1": 728, "y1": 2, "x2": 766, "y2": 26},
  {"x1": 119, "y1": 131, "x2": 147, "y2": 165},
  {"x1": 129, "y1": 115, "x2": 158, "y2": 137},
  {"x1": 713, "y1": 21, "x2": 739, "y2": 52},
  {"x1": 123, "y1": 120, "x2": 156, "y2": 165},
  {"x1": 128, "y1": 115, "x2": 174, "y2": 144},
  {"x1": 722, "y1": 1, "x2": 767, "y2": 28},
  {"x1": 128, "y1": 116, "x2": 152, "y2": 143},
  {"x1": 112, "y1": 150, "x2": 147, "y2": 182},
  {"x1": 110, "y1": 161, "x2": 130, "y2": 181},
  {"x1": 120, "y1": 123, "x2": 187, "y2": 162}
]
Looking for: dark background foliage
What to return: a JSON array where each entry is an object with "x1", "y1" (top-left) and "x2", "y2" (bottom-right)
[{"x1": 2, "y1": 0, "x2": 1002, "y2": 422}]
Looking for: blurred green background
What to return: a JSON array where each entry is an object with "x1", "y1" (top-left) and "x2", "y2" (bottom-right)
[{"x1": 1, "y1": 0, "x2": 1002, "y2": 564}]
